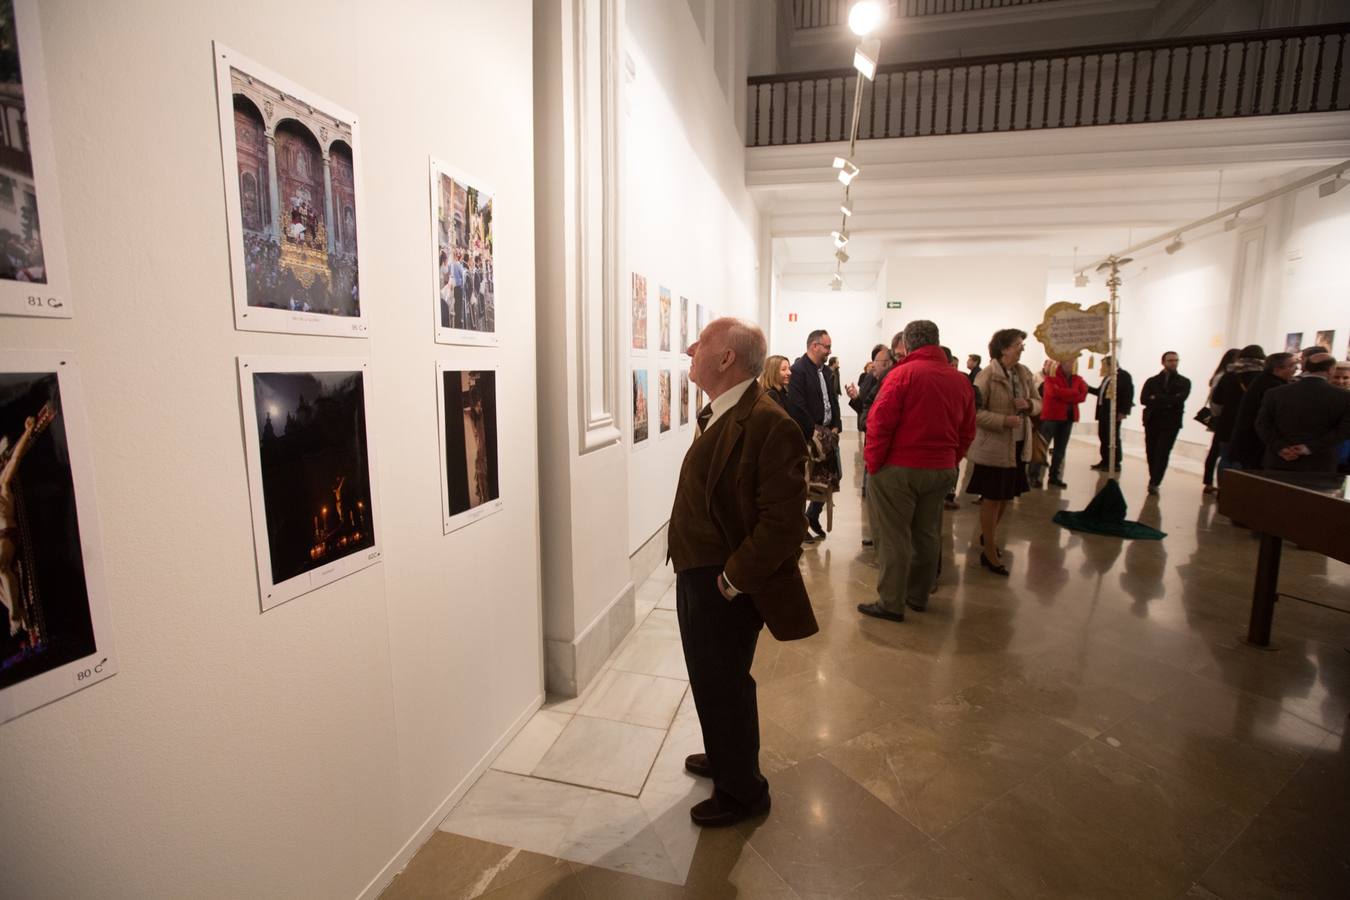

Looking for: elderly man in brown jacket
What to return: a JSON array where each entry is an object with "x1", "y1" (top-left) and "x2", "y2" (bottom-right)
[{"x1": 670, "y1": 316, "x2": 818, "y2": 828}]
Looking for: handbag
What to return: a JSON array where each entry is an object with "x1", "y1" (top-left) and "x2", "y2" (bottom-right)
[{"x1": 1193, "y1": 407, "x2": 1214, "y2": 428}]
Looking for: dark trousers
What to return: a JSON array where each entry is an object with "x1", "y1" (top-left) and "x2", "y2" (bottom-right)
[
  {"x1": 1096, "y1": 417, "x2": 1122, "y2": 466},
  {"x1": 1145, "y1": 423, "x2": 1181, "y2": 486},
  {"x1": 806, "y1": 500, "x2": 823, "y2": 526},
  {"x1": 1040, "y1": 419, "x2": 1074, "y2": 482},
  {"x1": 676, "y1": 566, "x2": 767, "y2": 807},
  {"x1": 1203, "y1": 432, "x2": 1222, "y2": 486}
]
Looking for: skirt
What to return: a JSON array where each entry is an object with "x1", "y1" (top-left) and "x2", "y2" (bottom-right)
[{"x1": 966, "y1": 443, "x2": 1029, "y2": 501}]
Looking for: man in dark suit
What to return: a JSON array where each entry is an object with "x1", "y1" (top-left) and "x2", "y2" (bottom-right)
[
  {"x1": 1139, "y1": 351, "x2": 1192, "y2": 494},
  {"x1": 1227, "y1": 352, "x2": 1297, "y2": 470},
  {"x1": 966, "y1": 354, "x2": 982, "y2": 384},
  {"x1": 670, "y1": 317, "x2": 818, "y2": 828},
  {"x1": 785, "y1": 329, "x2": 841, "y2": 539},
  {"x1": 1255, "y1": 353, "x2": 1350, "y2": 472},
  {"x1": 1088, "y1": 355, "x2": 1134, "y2": 471}
]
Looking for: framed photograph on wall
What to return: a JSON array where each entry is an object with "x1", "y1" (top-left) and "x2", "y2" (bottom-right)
[
  {"x1": 679, "y1": 369, "x2": 690, "y2": 430},
  {"x1": 657, "y1": 368, "x2": 672, "y2": 437},
  {"x1": 237, "y1": 357, "x2": 382, "y2": 610},
  {"x1": 631, "y1": 274, "x2": 647, "y2": 350},
  {"x1": 436, "y1": 363, "x2": 502, "y2": 533},
  {"x1": 1314, "y1": 330, "x2": 1335, "y2": 353},
  {"x1": 679, "y1": 296, "x2": 689, "y2": 353},
  {"x1": 631, "y1": 368, "x2": 649, "y2": 449},
  {"x1": 1, "y1": 352, "x2": 117, "y2": 723},
  {"x1": 430, "y1": 158, "x2": 496, "y2": 346},
  {"x1": 0, "y1": 0, "x2": 72, "y2": 319},
  {"x1": 658, "y1": 287, "x2": 671, "y2": 353},
  {"x1": 214, "y1": 43, "x2": 367, "y2": 337},
  {"x1": 696, "y1": 303, "x2": 709, "y2": 337},
  {"x1": 1284, "y1": 332, "x2": 1303, "y2": 354}
]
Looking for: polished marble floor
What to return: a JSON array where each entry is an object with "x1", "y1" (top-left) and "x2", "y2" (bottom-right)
[{"x1": 383, "y1": 433, "x2": 1350, "y2": 899}]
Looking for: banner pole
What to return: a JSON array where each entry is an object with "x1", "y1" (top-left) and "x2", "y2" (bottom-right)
[{"x1": 1105, "y1": 256, "x2": 1121, "y2": 481}]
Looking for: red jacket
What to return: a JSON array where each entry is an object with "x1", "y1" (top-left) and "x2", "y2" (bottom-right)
[
  {"x1": 864, "y1": 344, "x2": 977, "y2": 474},
  {"x1": 1040, "y1": 366, "x2": 1088, "y2": 422}
]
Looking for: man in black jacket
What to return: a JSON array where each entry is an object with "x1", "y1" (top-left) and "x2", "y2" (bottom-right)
[
  {"x1": 1227, "y1": 352, "x2": 1297, "y2": 469},
  {"x1": 1088, "y1": 356, "x2": 1134, "y2": 471},
  {"x1": 846, "y1": 345, "x2": 894, "y2": 548},
  {"x1": 1139, "y1": 351, "x2": 1192, "y2": 493},
  {"x1": 1211, "y1": 344, "x2": 1267, "y2": 473},
  {"x1": 965, "y1": 354, "x2": 982, "y2": 384},
  {"x1": 786, "y1": 329, "x2": 842, "y2": 539},
  {"x1": 1256, "y1": 353, "x2": 1350, "y2": 472}
]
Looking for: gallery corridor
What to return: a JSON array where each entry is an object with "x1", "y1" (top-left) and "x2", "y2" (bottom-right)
[{"x1": 382, "y1": 434, "x2": 1350, "y2": 899}]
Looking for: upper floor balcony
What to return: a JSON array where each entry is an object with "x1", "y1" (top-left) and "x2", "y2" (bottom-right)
[{"x1": 746, "y1": 22, "x2": 1350, "y2": 147}]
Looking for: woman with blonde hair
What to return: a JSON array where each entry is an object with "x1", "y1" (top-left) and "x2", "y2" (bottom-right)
[
  {"x1": 968, "y1": 328, "x2": 1040, "y2": 575},
  {"x1": 760, "y1": 354, "x2": 790, "y2": 408}
]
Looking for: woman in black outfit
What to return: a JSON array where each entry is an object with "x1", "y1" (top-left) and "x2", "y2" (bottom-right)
[
  {"x1": 1199, "y1": 348, "x2": 1238, "y2": 494},
  {"x1": 760, "y1": 354, "x2": 790, "y2": 408}
]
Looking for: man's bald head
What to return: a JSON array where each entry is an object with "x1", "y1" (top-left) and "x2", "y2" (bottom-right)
[
  {"x1": 689, "y1": 316, "x2": 768, "y2": 398},
  {"x1": 1304, "y1": 352, "x2": 1336, "y2": 374}
]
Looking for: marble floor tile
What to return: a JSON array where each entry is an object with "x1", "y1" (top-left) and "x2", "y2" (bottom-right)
[
  {"x1": 380, "y1": 832, "x2": 568, "y2": 900},
  {"x1": 655, "y1": 583, "x2": 676, "y2": 611},
  {"x1": 840, "y1": 840, "x2": 1017, "y2": 899},
  {"x1": 531, "y1": 715, "x2": 666, "y2": 796},
  {"x1": 576, "y1": 669, "x2": 686, "y2": 730},
  {"x1": 555, "y1": 790, "x2": 681, "y2": 884},
  {"x1": 439, "y1": 770, "x2": 594, "y2": 858},
  {"x1": 632, "y1": 607, "x2": 680, "y2": 641},
  {"x1": 490, "y1": 710, "x2": 571, "y2": 776},
  {"x1": 823, "y1": 683, "x2": 1086, "y2": 837},
  {"x1": 758, "y1": 668, "x2": 899, "y2": 755},
  {"x1": 610, "y1": 632, "x2": 688, "y2": 681},
  {"x1": 476, "y1": 863, "x2": 585, "y2": 899},
  {"x1": 1195, "y1": 800, "x2": 1350, "y2": 900},
  {"x1": 739, "y1": 756, "x2": 928, "y2": 897}
]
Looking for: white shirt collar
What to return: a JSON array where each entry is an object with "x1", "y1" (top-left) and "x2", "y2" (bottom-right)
[{"x1": 704, "y1": 377, "x2": 755, "y2": 432}]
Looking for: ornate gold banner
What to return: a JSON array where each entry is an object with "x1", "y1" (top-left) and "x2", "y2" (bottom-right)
[{"x1": 1034, "y1": 301, "x2": 1110, "y2": 362}]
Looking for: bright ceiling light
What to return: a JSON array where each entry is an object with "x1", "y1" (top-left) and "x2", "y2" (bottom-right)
[
  {"x1": 848, "y1": 0, "x2": 886, "y2": 36},
  {"x1": 1074, "y1": 272, "x2": 1089, "y2": 288},
  {"x1": 1318, "y1": 175, "x2": 1346, "y2": 198},
  {"x1": 853, "y1": 38, "x2": 880, "y2": 80},
  {"x1": 1165, "y1": 235, "x2": 1184, "y2": 255},
  {"x1": 840, "y1": 200, "x2": 853, "y2": 217},
  {"x1": 830, "y1": 272, "x2": 844, "y2": 291},
  {"x1": 831, "y1": 230, "x2": 849, "y2": 248},
  {"x1": 832, "y1": 156, "x2": 860, "y2": 185},
  {"x1": 835, "y1": 247, "x2": 850, "y2": 264}
]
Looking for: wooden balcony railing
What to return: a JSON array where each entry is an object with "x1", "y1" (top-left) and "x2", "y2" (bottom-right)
[
  {"x1": 792, "y1": 0, "x2": 1062, "y2": 29},
  {"x1": 748, "y1": 23, "x2": 1350, "y2": 147}
]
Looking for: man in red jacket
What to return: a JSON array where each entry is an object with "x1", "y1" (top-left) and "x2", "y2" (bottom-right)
[
  {"x1": 1039, "y1": 359, "x2": 1089, "y2": 489},
  {"x1": 859, "y1": 320, "x2": 977, "y2": 622}
]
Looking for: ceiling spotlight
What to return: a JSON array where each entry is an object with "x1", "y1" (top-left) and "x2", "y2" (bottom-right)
[
  {"x1": 832, "y1": 156, "x2": 860, "y2": 185},
  {"x1": 835, "y1": 247, "x2": 850, "y2": 264},
  {"x1": 853, "y1": 38, "x2": 881, "y2": 81},
  {"x1": 1165, "y1": 235, "x2": 1184, "y2": 255},
  {"x1": 831, "y1": 230, "x2": 849, "y2": 248},
  {"x1": 1318, "y1": 175, "x2": 1346, "y2": 198},
  {"x1": 840, "y1": 200, "x2": 853, "y2": 217},
  {"x1": 830, "y1": 272, "x2": 844, "y2": 291},
  {"x1": 847, "y1": 0, "x2": 886, "y2": 36},
  {"x1": 1074, "y1": 272, "x2": 1089, "y2": 288}
]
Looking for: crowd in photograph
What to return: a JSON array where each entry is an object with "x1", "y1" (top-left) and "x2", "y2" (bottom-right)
[
  {"x1": 757, "y1": 322, "x2": 1350, "y2": 623},
  {"x1": 242, "y1": 230, "x2": 360, "y2": 317}
]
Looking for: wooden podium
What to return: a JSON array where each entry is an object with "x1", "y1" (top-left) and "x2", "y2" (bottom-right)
[{"x1": 1218, "y1": 469, "x2": 1350, "y2": 647}]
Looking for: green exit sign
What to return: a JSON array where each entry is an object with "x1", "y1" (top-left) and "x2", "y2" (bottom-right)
[{"x1": 886, "y1": 301, "x2": 902, "y2": 309}]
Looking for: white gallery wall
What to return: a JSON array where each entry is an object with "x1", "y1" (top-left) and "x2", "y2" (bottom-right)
[
  {"x1": 623, "y1": 0, "x2": 762, "y2": 555},
  {"x1": 772, "y1": 282, "x2": 885, "y2": 428},
  {"x1": 1, "y1": 2, "x2": 540, "y2": 898}
]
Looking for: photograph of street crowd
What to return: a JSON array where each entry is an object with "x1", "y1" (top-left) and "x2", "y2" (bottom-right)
[
  {"x1": 436, "y1": 169, "x2": 494, "y2": 338},
  {"x1": 632, "y1": 273, "x2": 647, "y2": 350},
  {"x1": 632, "y1": 369, "x2": 648, "y2": 445},
  {"x1": 659, "y1": 369, "x2": 671, "y2": 434},
  {"x1": 0, "y1": 0, "x2": 47, "y2": 286},
  {"x1": 0, "y1": 371, "x2": 96, "y2": 697},
  {"x1": 225, "y1": 57, "x2": 360, "y2": 320},
  {"x1": 250, "y1": 369, "x2": 375, "y2": 589},
  {"x1": 441, "y1": 369, "x2": 500, "y2": 521}
]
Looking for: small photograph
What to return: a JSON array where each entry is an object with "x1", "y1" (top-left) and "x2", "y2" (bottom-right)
[
  {"x1": 695, "y1": 385, "x2": 706, "y2": 423},
  {"x1": 696, "y1": 303, "x2": 709, "y2": 337},
  {"x1": 431, "y1": 159, "x2": 495, "y2": 345},
  {"x1": 679, "y1": 370, "x2": 690, "y2": 428},
  {"x1": 632, "y1": 369, "x2": 649, "y2": 446},
  {"x1": 680, "y1": 296, "x2": 689, "y2": 352},
  {"x1": 659, "y1": 287, "x2": 671, "y2": 353},
  {"x1": 1284, "y1": 332, "x2": 1303, "y2": 354},
  {"x1": 215, "y1": 44, "x2": 365, "y2": 337},
  {"x1": 437, "y1": 366, "x2": 502, "y2": 534},
  {"x1": 631, "y1": 274, "x2": 647, "y2": 350},
  {"x1": 239, "y1": 358, "x2": 381, "y2": 609},
  {"x1": 0, "y1": 0, "x2": 71, "y2": 318},
  {"x1": 1, "y1": 354, "x2": 116, "y2": 723},
  {"x1": 658, "y1": 369, "x2": 671, "y2": 435},
  {"x1": 1314, "y1": 330, "x2": 1335, "y2": 354}
]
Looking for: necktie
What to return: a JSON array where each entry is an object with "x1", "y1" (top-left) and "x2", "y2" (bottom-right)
[{"x1": 696, "y1": 404, "x2": 713, "y2": 435}]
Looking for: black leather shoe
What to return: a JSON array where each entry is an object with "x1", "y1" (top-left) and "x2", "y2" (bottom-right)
[
  {"x1": 905, "y1": 601, "x2": 927, "y2": 613},
  {"x1": 1090, "y1": 463, "x2": 1108, "y2": 471},
  {"x1": 979, "y1": 552, "x2": 1011, "y2": 576},
  {"x1": 861, "y1": 538, "x2": 874, "y2": 547},
  {"x1": 1048, "y1": 479, "x2": 1068, "y2": 488},
  {"x1": 684, "y1": 753, "x2": 712, "y2": 778},
  {"x1": 690, "y1": 793, "x2": 770, "y2": 828},
  {"x1": 857, "y1": 601, "x2": 904, "y2": 622},
  {"x1": 809, "y1": 523, "x2": 828, "y2": 539}
]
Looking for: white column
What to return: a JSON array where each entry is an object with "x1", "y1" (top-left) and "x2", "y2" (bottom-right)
[
  {"x1": 322, "y1": 151, "x2": 335, "y2": 254},
  {"x1": 265, "y1": 131, "x2": 282, "y2": 242}
]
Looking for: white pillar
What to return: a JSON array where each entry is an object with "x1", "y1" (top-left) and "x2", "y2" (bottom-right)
[
  {"x1": 322, "y1": 151, "x2": 335, "y2": 254},
  {"x1": 265, "y1": 131, "x2": 282, "y2": 242}
]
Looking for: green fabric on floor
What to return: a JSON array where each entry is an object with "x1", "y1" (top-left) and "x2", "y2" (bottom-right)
[{"x1": 1052, "y1": 478, "x2": 1166, "y2": 540}]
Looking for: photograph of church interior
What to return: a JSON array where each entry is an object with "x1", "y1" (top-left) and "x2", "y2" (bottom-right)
[{"x1": 7, "y1": 0, "x2": 1350, "y2": 897}]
